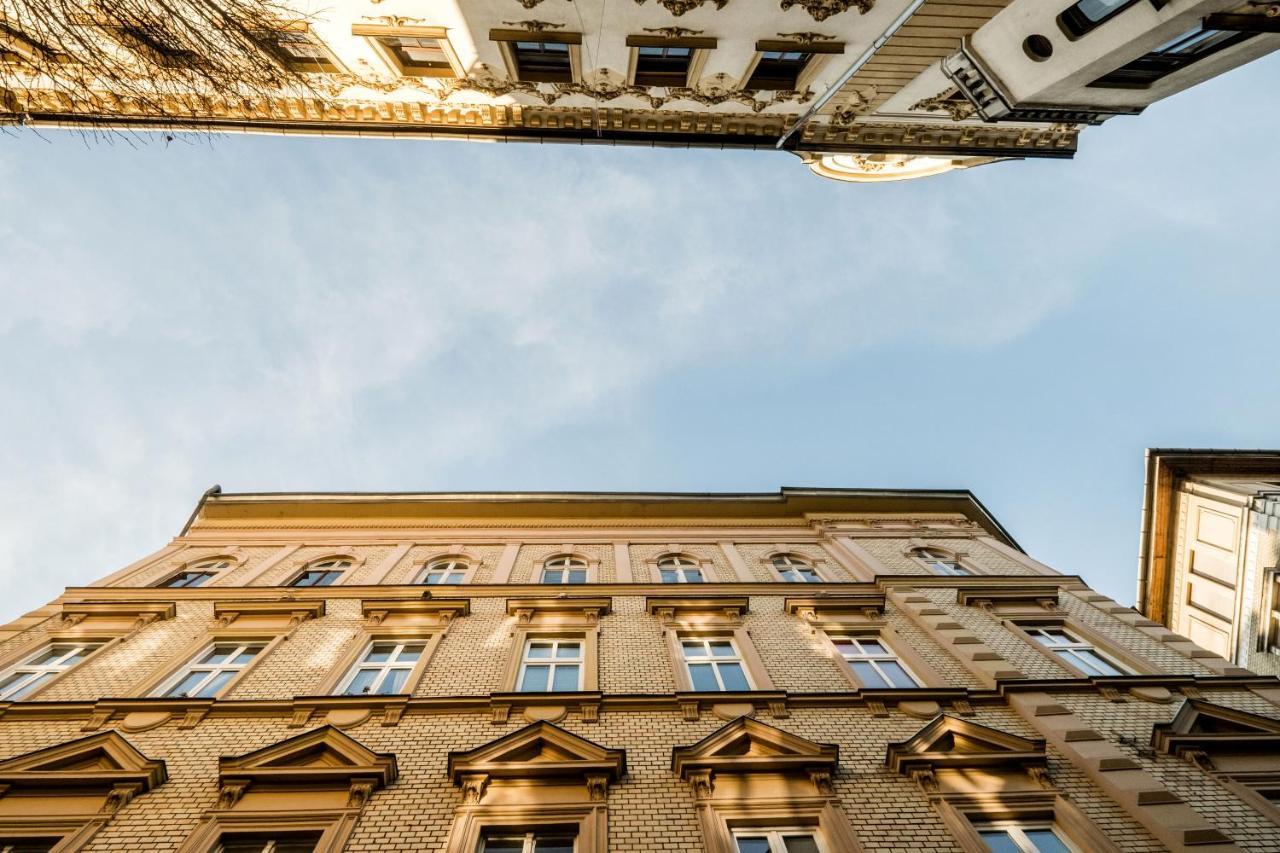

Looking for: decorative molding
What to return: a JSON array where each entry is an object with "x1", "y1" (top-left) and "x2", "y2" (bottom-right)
[
  {"x1": 448, "y1": 720, "x2": 626, "y2": 785},
  {"x1": 779, "y1": 0, "x2": 873, "y2": 21},
  {"x1": 910, "y1": 88, "x2": 977, "y2": 122},
  {"x1": 217, "y1": 726, "x2": 397, "y2": 799},
  {"x1": 500, "y1": 19, "x2": 567, "y2": 31},
  {"x1": 672, "y1": 716, "x2": 839, "y2": 779},
  {"x1": 642, "y1": 26, "x2": 705, "y2": 37},
  {"x1": 886, "y1": 715, "x2": 1047, "y2": 778},
  {"x1": 634, "y1": 0, "x2": 728, "y2": 16},
  {"x1": 358, "y1": 15, "x2": 429, "y2": 26},
  {"x1": 776, "y1": 31, "x2": 837, "y2": 44}
]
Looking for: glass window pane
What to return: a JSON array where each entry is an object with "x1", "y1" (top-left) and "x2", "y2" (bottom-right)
[
  {"x1": 688, "y1": 663, "x2": 719, "y2": 691},
  {"x1": 567, "y1": 570, "x2": 587, "y2": 583},
  {"x1": 365, "y1": 644, "x2": 395, "y2": 663},
  {"x1": 196, "y1": 669, "x2": 235, "y2": 697},
  {"x1": 536, "y1": 837, "x2": 576, "y2": 853},
  {"x1": 555, "y1": 643, "x2": 581, "y2": 659},
  {"x1": 682, "y1": 641, "x2": 705, "y2": 657},
  {"x1": 977, "y1": 830, "x2": 1024, "y2": 853},
  {"x1": 1024, "y1": 829, "x2": 1072, "y2": 853},
  {"x1": 344, "y1": 668, "x2": 379, "y2": 695},
  {"x1": 201, "y1": 646, "x2": 234, "y2": 665},
  {"x1": 8, "y1": 671, "x2": 53, "y2": 700},
  {"x1": 661, "y1": 570, "x2": 678, "y2": 583},
  {"x1": 232, "y1": 647, "x2": 261, "y2": 665},
  {"x1": 709, "y1": 641, "x2": 737, "y2": 657},
  {"x1": 859, "y1": 641, "x2": 887, "y2": 655},
  {"x1": 447, "y1": 572, "x2": 466, "y2": 583},
  {"x1": 1070, "y1": 649, "x2": 1124, "y2": 676},
  {"x1": 165, "y1": 671, "x2": 208, "y2": 698},
  {"x1": 880, "y1": 660, "x2": 917, "y2": 688},
  {"x1": 552, "y1": 664, "x2": 580, "y2": 691},
  {"x1": 687, "y1": 569, "x2": 704, "y2": 582},
  {"x1": 527, "y1": 643, "x2": 554, "y2": 659},
  {"x1": 852, "y1": 660, "x2": 888, "y2": 688},
  {"x1": 718, "y1": 661, "x2": 750, "y2": 691},
  {"x1": 481, "y1": 840, "x2": 525, "y2": 853},
  {"x1": 0, "y1": 671, "x2": 34, "y2": 696},
  {"x1": 520, "y1": 664, "x2": 550, "y2": 691},
  {"x1": 379, "y1": 668, "x2": 409, "y2": 694},
  {"x1": 784, "y1": 836, "x2": 821, "y2": 853},
  {"x1": 396, "y1": 644, "x2": 425, "y2": 662},
  {"x1": 735, "y1": 839, "x2": 771, "y2": 853},
  {"x1": 29, "y1": 647, "x2": 67, "y2": 666},
  {"x1": 543, "y1": 570, "x2": 563, "y2": 583}
]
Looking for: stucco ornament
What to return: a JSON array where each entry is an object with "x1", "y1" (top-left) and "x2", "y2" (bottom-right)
[
  {"x1": 634, "y1": 0, "x2": 729, "y2": 16},
  {"x1": 780, "y1": 0, "x2": 874, "y2": 21},
  {"x1": 911, "y1": 88, "x2": 977, "y2": 120}
]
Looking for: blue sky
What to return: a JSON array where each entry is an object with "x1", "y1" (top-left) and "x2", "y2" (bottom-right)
[{"x1": 2, "y1": 52, "x2": 1278, "y2": 613}]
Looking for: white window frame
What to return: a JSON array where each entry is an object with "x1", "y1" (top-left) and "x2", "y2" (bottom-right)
[
  {"x1": 771, "y1": 554, "x2": 822, "y2": 583},
  {"x1": 973, "y1": 820, "x2": 1080, "y2": 853},
  {"x1": 732, "y1": 827, "x2": 828, "y2": 853},
  {"x1": 154, "y1": 641, "x2": 265, "y2": 698},
  {"x1": 541, "y1": 556, "x2": 589, "y2": 585},
  {"x1": 416, "y1": 557, "x2": 470, "y2": 585},
  {"x1": 516, "y1": 638, "x2": 584, "y2": 692},
  {"x1": 290, "y1": 558, "x2": 351, "y2": 587},
  {"x1": 1024, "y1": 626, "x2": 1129, "y2": 677},
  {"x1": 337, "y1": 639, "x2": 428, "y2": 696},
  {"x1": 658, "y1": 555, "x2": 704, "y2": 584},
  {"x1": 680, "y1": 636, "x2": 754, "y2": 692},
  {"x1": 915, "y1": 549, "x2": 972, "y2": 576},
  {"x1": 0, "y1": 641, "x2": 105, "y2": 701},
  {"x1": 830, "y1": 636, "x2": 921, "y2": 689},
  {"x1": 214, "y1": 835, "x2": 325, "y2": 853},
  {"x1": 479, "y1": 831, "x2": 579, "y2": 852}
]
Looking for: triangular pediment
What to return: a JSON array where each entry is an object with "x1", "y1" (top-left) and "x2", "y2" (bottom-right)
[
  {"x1": 886, "y1": 716, "x2": 1045, "y2": 776},
  {"x1": 0, "y1": 731, "x2": 167, "y2": 793},
  {"x1": 671, "y1": 717, "x2": 839, "y2": 779},
  {"x1": 1152, "y1": 700, "x2": 1280, "y2": 758},
  {"x1": 448, "y1": 721, "x2": 626, "y2": 783},
  {"x1": 219, "y1": 726, "x2": 396, "y2": 789}
]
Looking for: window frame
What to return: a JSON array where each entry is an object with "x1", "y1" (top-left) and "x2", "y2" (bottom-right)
[
  {"x1": 353, "y1": 23, "x2": 463, "y2": 78},
  {"x1": 414, "y1": 555, "x2": 476, "y2": 586},
  {"x1": 286, "y1": 557, "x2": 352, "y2": 588},
  {"x1": 1057, "y1": 0, "x2": 1153, "y2": 40},
  {"x1": 768, "y1": 553, "x2": 826, "y2": 584},
  {"x1": 679, "y1": 635, "x2": 755, "y2": 693},
  {"x1": 501, "y1": 599, "x2": 606, "y2": 695},
  {"x1": 478, "y1": 828, "x2": 579, "y2": 852},
  {"x1": 491, "y1": 29, "x2": 582, "y2": 84},
  {"x1": 335, "y1": 638, "x2": 433, "y2": 697},
  {"x1": 516, "y1": 637, "x2": 586, "y2": 693},
  {"x1": 656, "y1": 553, "x2": 708, "y2": 584},
  {"x1": 624, "y1": 34, "x2": 716, "y2": 88},
  {"x1": 908, "y1": 546, "x2": 979, "y2": 577},
  {"x1": 971, "y1": 820, "x2": 1081, "y2": 853},
  {"x1": 740, "y1": 39, "x2": 843, "y2": 93},
  {"x1": 1011, "y1": 621, "x2": 1137, "y2": 678},
  {"x1": 152, "y1": 640, "x2": 270, "y2": 700},
  {"x1": 827, "y1": 634, "x2": 922, "y2": 690},
  {"x1": 136, "y1": 633, "x2": 284, "y2": 700},
  {"x1": 539, "y1": 554, "x2": 594, "y2": 585},
  {"x1": 1087, "y1": 25, "x2": 1254, "y2": 88},
  {"x1": 732, "y1": 827, "x2": 830, "y2": 853},
  {"x1": 0, "y1": 640, "x2": 110, "y2": 702},
  {"x1": 257, "y1": 24, "x2": 344, "y2": 74}
]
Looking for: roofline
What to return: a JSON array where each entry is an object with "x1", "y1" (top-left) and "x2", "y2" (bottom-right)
[{"x1": 180, "y1": 486, "x2": 1023, "y2": 551}]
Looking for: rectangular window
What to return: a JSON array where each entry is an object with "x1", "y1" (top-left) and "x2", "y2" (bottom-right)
[
  {"x1": 517, "y1": 638, "x2": 583, "y2": 692},
  {"x1": 681, "y1": 637, "x2": 752, "y2": 692},
  {"x1": 259, "y1": 30, "x2": 341, "y2": 73},
  {"x1": 1089, "y1": 26, "x2": 1253, "y2": 88},
  {"x1": 290, "y1": 569, "x2": 342, "y2": 587},
  {"x1": 512, "y1": 41, "x2": 572, "y2": 83},
  {"x1": 0, "y1": 642, "x2": 104, "y2": 701},
  {"x1": 831, "y1": 636, "x2": 920, "y2": 688},
  {"x1": 339, "y1": 640, "x2": 426, "y2": 696},
  {"x1": 0, "y1": 839, "x2": 63, "y2": 853},
  {"x1": 480, "y1": 831, "x2": 576, "y2": 852},
  {"x1": 160, "y1": 570, "x2": 216, "y2": 588},
  {"x1": 746, "y1": 51, "x2": 810, "y2": 91},
  {"x1": 541, "y1": 558, "x2": 588, "y2": 584},
  {"x1": 1024, "y1": 626, "x2": 1128, "y2": 677},
  {"x1": 734, "y1": 829, "x2": 822, "y2": 853},
  {"x1": 634, "y1": 44, "x2": 692, "y2": 86},
  {"x1": 974, "y1": 822, "x2": 1074, "y2": 853},
  {"x1": 157, "y1": 642, "x2": 264, "y2": 698},
  {"x1": 216, "y1": 831, "x2": 323, "y2": 853},
  {"x1": 1058, "y1": 0, "x2": 1141, "y2": 38},
  {"x1": 377, "y1": 35, "x2": 454, "y2": 76}
]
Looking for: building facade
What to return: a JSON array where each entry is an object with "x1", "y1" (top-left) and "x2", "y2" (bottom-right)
[
  {"x1": 0, "y1": 487, "x2": 1278, "y2": 851},
  {"x1": 2, "y1": 0, "x2": 1278, "y2": 181},
  {"x1": 1138, "y1": 449, "x2": 1280, "y2": 678}
]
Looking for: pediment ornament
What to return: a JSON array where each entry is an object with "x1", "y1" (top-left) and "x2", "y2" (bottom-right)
[
  {"x1": 0, "y1": 730, "x2": 167, "y2": 805},
  {"x1": 448, "y1": 721, "x2": 626, "y2": 788},
  {"x1": 886, "y1": 715, "x2": 1046, "y2": 776},
  {"x1": 217, "y1": 726, "x2": 397, "y2": 802},
  {"x1": 672, "y1": 716, "x2": 839, "y2": 780},
  {"x1": 1151, "y1": 699, "x2": 1280, "y2": 766}
]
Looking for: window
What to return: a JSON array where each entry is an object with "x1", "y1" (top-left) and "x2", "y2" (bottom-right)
[
  {"x1": 215, "y1": 832, "x2": 323, "y2": 853},
  {"x1": 115, "y1": 22, "x2": 197, "y2": 66},
  {"x1": 634, "y1": 44, "x2": 692, "y2": 86},
  {"x1": 338, "y1": 640, "x2": 426, "y2": 695},
  {"x1": 157, "y1": 642, "x2": 264, "y2": 698},
  {"x1": 681, "y1": 637, "x2": 752, "y2": 691},
  {"x1": 1089, "y1": 26, "x2": 1254, "y2": 88},
  {"x1": 974, "y1": 822, "x2": 1074, "y2": 853},
  {"x1": 289, "y1": 558, "x2": 350, "y2": 587},
  {"x1": 161, "y1": 558, "x2": 230, "y2": 588},
  {"x1": 1058, "y1": 0, "x2": 1142, "y2": 38},
  {"x1": 734, "y1": 830, "x2": 823, "y2": 853},
  {"x1": 915, "y1": 548, "x2": 971, "y2": 576},
  {"x1": 417, "y1": 557, "x2": 469, "y2": 585},
  {"x1": 1268, "y1": 569, "x2": 1280, "y2": 653},
  {"x1": 512, "y1": 41, "x2": 572, "y2": 83},
  {"x1": 772, "y1": 554, "x2": 821, "y2": 583},
  {"x1": 658, "y1": 555, "x2": 704, "y2": 584},
  {"x1": 0, "y1": 839, "x2": 63, "y2": 852},
  {"x1": 480, "y1": 831, "x2": 576, "y2": 852},
  {"x1": 0, "y1": 642, "x2": 104, "y2": 700},
  {"x1": 541, "y1": 556, "x2": 588, "y2": 584},
  {"x1": 377, "y1": 35, "x2": 453, "y2": 76},
  {"x1": 831, "y1": 636, "x2": 920, "y2": 688},
  {"x1": 517, "y1": 639, "x2": 583, "y2": 692},
  {"x1": 258, "y1": 30, "x2": 340, "y2": 73},
  {"x1": 746, "y1": 50, "x2": 810, "y2": 90},
  {"x1": 1024, "y1": 626, "x2": 1128, "y2": 676}
]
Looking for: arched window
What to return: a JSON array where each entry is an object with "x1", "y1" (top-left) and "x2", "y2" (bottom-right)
[
  {"x1": 541, "y1": 555, "x2": 588, "y2": 584},
  {"x1": 771, "y1": 554, "x2": 821, "y2": 583},
  {"x1": 913, "y1": 548, "x2": 971, "y2": 577},
  {"x1": 416, "y1": 557, "x2": 470, "y2": 585},
  {"x1": 657, "y1": 555, "x2": 704, "y2": 584},
  {"x1": 289, "y1": 557, "x2": 351, "y2": 587},
  {"x1": 159, "y1": 557, "x2": 233, "y2": 589}
]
